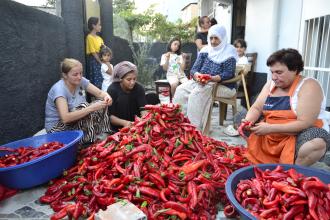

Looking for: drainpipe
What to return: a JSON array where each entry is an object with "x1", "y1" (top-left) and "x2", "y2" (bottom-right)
[
  {"x1": 99, "y1": 0, "x2": 113, "y2": 46},
  {"x1": 270, "y1": 0, "x2": 280, "y2": 54}
]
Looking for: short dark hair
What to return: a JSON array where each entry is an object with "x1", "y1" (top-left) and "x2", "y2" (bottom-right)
[
  {"x1": 267, "y1": 48, "x2": 304, "y2": 73},
  {"x1": 87, "y1": 17, "x2": 99, "y2": 31},
  {"x1": 99, "y1": 45, "x2": 112, "y2": 61},
  {"x1": 167, "y1": 37, "x2": 182, "y2": 55},
  {"x1": 210, "y1": 18, "x2": 217, "y2": 26},
  {"x1": 234, "y1": 39, "x2": 247, "y2": 48},
  {"x1": 198, "y1": 16, "x2": 209, "y2": 27}
]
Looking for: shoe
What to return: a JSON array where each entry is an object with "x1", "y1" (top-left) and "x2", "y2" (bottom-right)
[{"x1": 223, "y1": 125, "x2": 239, "y2": 136}]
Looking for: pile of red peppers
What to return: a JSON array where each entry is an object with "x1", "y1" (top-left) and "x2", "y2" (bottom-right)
[
  {"x1": 40, "y1": 103, "x2": 250, "y2": 220},
  {"x1": 235, "y1": 165, "x2": 330, "y2": 220},
  {"x1": 0, "y1": 141, "x2": 64, "y2": 168}
]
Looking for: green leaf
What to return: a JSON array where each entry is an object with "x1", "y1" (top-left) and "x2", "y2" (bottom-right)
[
  {"x1": 178, "y1": 171, "x2": 185, "y2": 180},
  {"x1": 92, "y1": 157, "x2": 98, "y2": 162},
  {"x1": 203, "y1": 172, "x2": 212, "y2": 179},
  {"x1": 71, "y1": 188, "x2": 75, "y2": 195},
  {"x1": 141, "y1": 201, "x2": 148, "y2": 208},
  {"x1": 152, "y1": 148, "x2": 158, "y2": 155},
  {"x1": 175, "y1": 139, "x2": 182, "y2": 147},
  {"x1": 103, "y1": 142, "x2": 112, "y2": 148},
  {"x1": 83, "y1": 189, "x2": 92, "y2": 196},
  {"x1": 125, "y1": 144, "x2": 134, "y2": 151},
  {"x1": 136, "y1": 189, "x2": 141, "y2": 198},
  {"x1": 156, "y1": 208, "x2": 170, "y2": 214},
  {"x1": 145, "y1": 126, "x2": 151, "y2": 134}
]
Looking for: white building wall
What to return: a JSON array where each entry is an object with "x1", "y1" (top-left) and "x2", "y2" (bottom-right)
[
  {"x1": 245, "y1": 0, "x2": 279, "y2": 74},
  {"x1": 277, "y1": 0, "x2": 303, "y2": 50},
  {"x1": 245, "y1": 0, "x2": 330, "y2": 75}
]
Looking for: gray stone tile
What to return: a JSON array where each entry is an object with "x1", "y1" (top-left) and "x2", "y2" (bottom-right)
[
  {"x1": 0, "y1": 213, "x2": 20, "y2": 219},
  {"x1": 14, "y1": 206, "x2": 45, "y2": 218}
]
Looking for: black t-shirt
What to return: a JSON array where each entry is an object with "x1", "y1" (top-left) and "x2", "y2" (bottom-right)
[
  {"x1": 195, "y1": 32, "x2": 208, "y2": 45},
  {"x1": 107, "y1": 82, "x2": 147, "y2": 130}
]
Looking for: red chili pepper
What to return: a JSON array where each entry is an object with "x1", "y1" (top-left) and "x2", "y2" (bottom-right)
[
  {"x1": 263, "y1": 194, "x2": 280, "y2": 208},
  {"x1": 72, "y1": 202, "x2": 85, "y2": 219},
  {"x1": 39, "y1": 190, "x2": 62, "y2": 204},
  {"x1": 187, "y1": 181, "x2": 198, "y2": 209},
  {"x1": 302, "y1": 178, "x2": 329, "y2": 191},
  {"x1": 154, "y1": 208, "x2": 187, "y2": 220},
  {"x1": 148, "y1": 173, "x2": 165, "y2": 188},
  {"x1": 139, "y1": 186, "x2": 160, "y2": 198},
  {"x1": 272, "y1": 181, "x2": 306, "y2": 198},
  {"x1": 223, "y1": 204, "x2": 237, "y2": 218},
  {"x1": 164, "y1": 201, "x2": 189, "y2": 213},
  {"x1": 180, "y1": 160, "x2": 206, "y2": 174},
  {"x1": 259, "y1": 207, "x2": 279, "y2": 219},
  {"x1": 238, "y1": 120, "x2": 252, "y2": 139},
  {"x1": 283, "y1": 205, "x2": 305, "y2": 220},
  {"x1": 160, "y1": 188, "x2": 170, "y2": 202},
  {"x1": 306, "y1": 191, "x2": 318, "y2": 220},
  {"x1": 242, "y1": 198, "x2": 261, "y2": 212},
  {"x1": 126, "y1": 144, "x2": 152, "y2": 157}
]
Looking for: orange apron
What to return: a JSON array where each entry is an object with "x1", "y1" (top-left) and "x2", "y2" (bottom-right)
[{"x1": 246, "y1": 75, "x2": 323, "y2": 164}]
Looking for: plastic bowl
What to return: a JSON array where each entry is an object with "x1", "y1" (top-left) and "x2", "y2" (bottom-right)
[
  {"x1": 0, "y1": 130, "x2": 83, "y2": 189},
  {"x1": 225, "y1": 164, "x2": 330, "y2": 220}
]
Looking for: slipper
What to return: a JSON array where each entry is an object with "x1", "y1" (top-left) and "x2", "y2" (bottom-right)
[{"x1": 223, "y1": 125, "x2": 239, "y2": 136}]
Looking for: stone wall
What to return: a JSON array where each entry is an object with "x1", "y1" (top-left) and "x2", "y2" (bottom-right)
[{"x1": 0, "y1": 0, "x2": 66, "y2": 144}]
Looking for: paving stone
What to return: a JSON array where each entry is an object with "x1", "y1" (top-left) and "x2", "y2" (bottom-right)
[{"x1": 14, "y1": 206, "x2": 45, "y2": 218}]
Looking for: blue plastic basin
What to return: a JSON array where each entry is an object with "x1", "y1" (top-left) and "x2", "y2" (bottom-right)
[
  {"x1": 0, "y1": 130, "x2": 83, "y2": 189},
  {"x1": 225, "y1": 164, "x2": 330, "y2": 220}
]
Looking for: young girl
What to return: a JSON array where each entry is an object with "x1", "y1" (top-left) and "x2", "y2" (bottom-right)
[
  {"x1": 160, "y1": 37, "x2": 188, "y2": 96},
  {"x1": 234, "y1": 39, "x2": 249, "y2": 65},
  {"x1": 100, "y1": 46, "x2": 114, "y2": 92},
  {"x1": 86, "y1": 17, "x2": 104, "y2": 89}
]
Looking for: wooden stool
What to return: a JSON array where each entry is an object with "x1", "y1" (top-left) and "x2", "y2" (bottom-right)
[{"x1": 155, "y1": 79, "x2": 172, "y2": 102}]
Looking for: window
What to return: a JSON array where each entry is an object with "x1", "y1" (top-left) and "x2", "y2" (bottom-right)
[{"x1": 303, "y1": 15, "x2": 330, "y2": 107}]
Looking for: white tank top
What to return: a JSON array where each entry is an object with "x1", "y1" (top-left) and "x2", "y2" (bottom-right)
[{"x1": 270, "y1": 77, "x2": 330, "y2": 132}]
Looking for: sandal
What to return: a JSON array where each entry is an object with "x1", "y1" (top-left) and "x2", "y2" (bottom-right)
[{"x1": 223, "y1": 125, "x2": 239, "y2": 137}]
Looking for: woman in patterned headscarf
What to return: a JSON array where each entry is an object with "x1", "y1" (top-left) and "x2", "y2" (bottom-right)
[{"x1": 107, "y1": 61, "x2": 147, "y2": 131}]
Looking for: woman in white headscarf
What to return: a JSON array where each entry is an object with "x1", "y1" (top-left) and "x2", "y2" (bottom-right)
[{"x1": 173, "y1": 25, "x2": 238, "y2": 131}]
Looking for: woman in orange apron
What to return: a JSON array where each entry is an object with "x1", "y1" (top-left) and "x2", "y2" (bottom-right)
[{"x1": 240, "y1": 49, "x2": 330, "y2": 166}]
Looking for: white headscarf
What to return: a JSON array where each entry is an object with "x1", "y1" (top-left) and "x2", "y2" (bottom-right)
[{"x1": 200, "y1": 25, "x2": 238, "y2": 64}]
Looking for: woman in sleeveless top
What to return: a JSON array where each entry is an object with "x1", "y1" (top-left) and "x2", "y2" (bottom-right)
[{"x1": 240, "y1": 48, "x2": 330, "y2": 166}]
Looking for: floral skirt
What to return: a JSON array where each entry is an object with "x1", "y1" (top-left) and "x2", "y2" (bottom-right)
[{"x1": 87, "y1": 55, "x2": 103, "y2": 89}]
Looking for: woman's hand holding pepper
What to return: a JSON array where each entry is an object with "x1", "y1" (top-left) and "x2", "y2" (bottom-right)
[
  {"x1": 238, "y1": 119, "x2": 253, "y2": 139},
  {"x1": 194, "y1": 73, "x2": 211, "y2": 85}
]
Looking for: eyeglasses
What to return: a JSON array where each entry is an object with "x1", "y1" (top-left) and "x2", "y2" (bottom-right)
[
  {"x1": 235, "y1": 45, "x2": 245, "y2": 48},
  {"x1": 210, "y1": 37, "x2": 219, "y2": 40}
]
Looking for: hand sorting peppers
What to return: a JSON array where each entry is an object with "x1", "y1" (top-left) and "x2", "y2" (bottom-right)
[
  {"x1": 0, "y1": 141, "x2": 64, "y2": 168},
  {"x1": 235, "y1": 165, "x2": 330, "y2": 220},
  {"x1": 40, "y1": 103, "x2": 250, "y2": 220}
]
